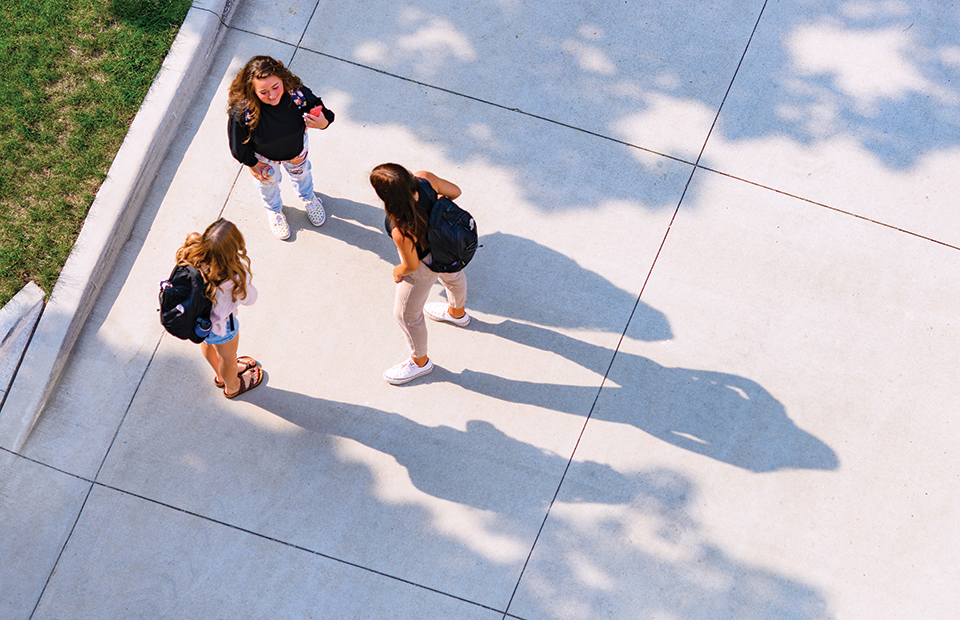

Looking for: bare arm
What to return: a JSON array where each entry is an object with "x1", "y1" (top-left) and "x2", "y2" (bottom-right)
[
  {"x1": 415, "y1": 170, "x2": 461, "y2": 200},
  {"x1": 391, "y1": 227, "x2": 420, "y2": 282}
]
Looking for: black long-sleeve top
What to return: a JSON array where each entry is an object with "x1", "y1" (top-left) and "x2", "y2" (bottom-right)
[{"x1": 227, "y1": 86, "x2": 323, "y2": 166}]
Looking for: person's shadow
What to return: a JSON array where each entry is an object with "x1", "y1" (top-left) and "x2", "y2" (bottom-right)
[
  {"x1": 460, "y1": 319, "x2": 839, "y2": 473},
  {"x1": 246, "y1": 384, "x2": 644, "y2": 513},
  {"x1": 309, "y1": 193, "x2": 401, "y2": 265},
  {"x1": 313, "y1": 196, "x2": 832, "y2": 471},
  {"x1": 318, "y1": 195, "x2": 674, "y2": 341}
]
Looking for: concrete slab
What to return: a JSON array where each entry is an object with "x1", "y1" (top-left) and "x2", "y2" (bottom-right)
[
  {"x1": 84, "y1": 30, "x2": 693, "y2": 608},
  {"x1": 9, "y1": 0, "x2": 960, "y2": 617},
  {"x1": 510, "y1": 169, "x2": 960, "y2": 619},
  {"x1": 231, "y1": 0, "x2": 317, "y2": 44},
  {"x1": 277, "y1": 46, "x2": 690, "y2": 320},
  {"x1": 0, "y1": 282, "x2": 45, "y2": 404},
  {"x1": 299, "y1": 0, "x2": 768, "y2": 162},
  {"x1": 33, "y1": 484, "x2": 503, "y2": 619},
  {"x1": 698, "y1": 0, "x2": 960, "y2": 247},
  {"x1": 0, "y1": 451, "x2": 90, "y2": 619}
]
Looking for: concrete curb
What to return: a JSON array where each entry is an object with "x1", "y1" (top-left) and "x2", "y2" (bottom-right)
[
  {"x1": 0, "y1": 0, "x2": 239, "y2": 452},
  {"x1": 0, "y1": 282, "x2": 45, "y2": 408}
]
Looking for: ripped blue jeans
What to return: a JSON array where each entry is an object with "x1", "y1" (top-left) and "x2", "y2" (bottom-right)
[{"x1": 253, "y1": 133, "x2": 314, "y2": 213}]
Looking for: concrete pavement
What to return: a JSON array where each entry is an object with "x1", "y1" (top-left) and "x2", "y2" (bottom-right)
[{"x1": 2, "y1": 0, "x2": 959, "y2": 618}]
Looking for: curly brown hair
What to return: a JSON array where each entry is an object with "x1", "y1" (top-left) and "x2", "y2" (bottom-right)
[
  {"x1": 226, "y1": 55, "x2": 303, "y2": 138},
  {"x1": 175, "y1": 219, "x2": 252, "y2": 305}
]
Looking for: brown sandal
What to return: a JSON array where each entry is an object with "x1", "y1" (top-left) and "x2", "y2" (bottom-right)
[
  {"x1": 223, "y1": 366, "x2": 263, "y2": 399},
  {"x1": 214, "y1": 356, "x2": 259, "y2": 388}
]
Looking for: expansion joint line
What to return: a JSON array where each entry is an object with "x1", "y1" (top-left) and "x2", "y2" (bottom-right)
[
  {"x1": 297, "y1": 46, "x2": 695, "y2": 168},
  {"x1": 24, "y1": 325, "x2": 164, "y2": 619},
  {"x1": 193, "y1": 4, "x2": 231, "y2": 29},
  {"x1": 21, "y1": 165, "x2": 246, "y2": 618},
  {"x1": 7, "y1": 445, "x2": 505, "y2": 617},
  {"x1": 295, "y1": 1, "x2": 324, "y2": 53},
  {"x1": 498, "y1": 3, "x2": 769, "y2": 619}
]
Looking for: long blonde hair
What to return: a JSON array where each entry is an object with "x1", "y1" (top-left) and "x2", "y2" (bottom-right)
[
  {"x1": 175, "y1": 219, "x2": 251, "y2": 305},
  {"x1": 226, "y1": 55, "x2": 303, "y2": 138}
]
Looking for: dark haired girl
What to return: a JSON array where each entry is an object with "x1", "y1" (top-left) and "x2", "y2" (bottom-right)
[{"x1": 370, "y1": 163, "x2": 471, "y2": 385}]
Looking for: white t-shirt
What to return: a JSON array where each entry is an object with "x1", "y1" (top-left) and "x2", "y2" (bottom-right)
[{"x1": 210, "y1": 274, "x2": 258, "y2": 336}]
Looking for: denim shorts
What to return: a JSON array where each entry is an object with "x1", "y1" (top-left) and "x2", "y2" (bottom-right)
[{"x1": 204, "y1": 316, "x2": 239, "y2": 345}]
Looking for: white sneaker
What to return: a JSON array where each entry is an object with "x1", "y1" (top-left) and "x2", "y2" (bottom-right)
[
  {"x1": 304, "y1": 195, "x2": 325, "y2": 226},
  {"x1": 423, "y1": 302, "x2": 471, "y2": 327},
  {"x1": 383, "y1": 358, "x2": 434, "y2": 385},
  {"x1": 268, "y1": 211, "x2": 290, "y2": 239}
]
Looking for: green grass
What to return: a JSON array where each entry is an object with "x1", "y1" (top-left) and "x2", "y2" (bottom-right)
[{"x1": 0, "y1": 0, "x2": 191, "y2": 307}]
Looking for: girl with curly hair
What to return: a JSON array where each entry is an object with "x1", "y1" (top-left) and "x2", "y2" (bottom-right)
[
  {"x1": 227, "y1": 55, "x2": 334, "y2": 240},
  {"x1": 370, "y1": 163, "x2": 471, "y2": 385},
  {"x1": 176, "y1": 219, "x2": 262, "y2": 398}
]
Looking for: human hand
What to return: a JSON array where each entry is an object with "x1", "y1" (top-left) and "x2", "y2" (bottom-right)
[
  {"x1": 303, "y1": 106, "x2": 330, "y2": 130},
  {"x1": 250, "y1": 162, "x2": 272, "y2": 181}
]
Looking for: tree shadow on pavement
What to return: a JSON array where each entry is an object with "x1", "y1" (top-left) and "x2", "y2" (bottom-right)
[
  {"x1": 711, "y1": 0, "x2": 960, "y2": 172},
  {"x1": 311, "y1": 0, "x2": 960, "y2": 180},
  {"x1": 244, "y1": 386, "x2": 834, "y2": 619}
]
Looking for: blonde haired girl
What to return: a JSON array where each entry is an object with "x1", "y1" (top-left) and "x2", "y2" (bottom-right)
[{"x1": 176, "y1": 219, "x2": 262, "y2": 398}]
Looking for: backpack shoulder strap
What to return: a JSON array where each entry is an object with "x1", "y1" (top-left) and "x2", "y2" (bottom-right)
[{"x1": 416, "y1": 177, "x2": 438, "y2": 207}]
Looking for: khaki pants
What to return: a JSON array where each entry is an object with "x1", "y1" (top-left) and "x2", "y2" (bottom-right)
[{"x1": 394, "y1": 254, "x2": 467, "y2": 358}]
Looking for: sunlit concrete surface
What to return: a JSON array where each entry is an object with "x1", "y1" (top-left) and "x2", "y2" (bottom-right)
[{"x1": 3, "y1": 1, "x2": 958, "y2": 618}]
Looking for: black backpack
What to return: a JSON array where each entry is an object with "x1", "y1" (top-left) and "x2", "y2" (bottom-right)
[
  {"x1": 159, "y1": 265, "x2": 212, "y2": 343},
  {"x1": 423, "y1": 185, "x2": 479, "y2": 273}
]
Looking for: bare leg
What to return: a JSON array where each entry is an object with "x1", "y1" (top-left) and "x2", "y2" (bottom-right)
[
  {"x1": 200, "y1": 335, "x2": 241, "y2": 393},
  {"x1": 201, "y1": 339, "x2": 248, "y2": 385},
  {"x1": 200, "y1": 341, "x2": 222, "y2": 378}
]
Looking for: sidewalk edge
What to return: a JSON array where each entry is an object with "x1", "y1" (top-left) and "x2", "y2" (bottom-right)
[
  {"x1": 0, "y1": 282, "x2": 46, "y2": 409},
  {"x1": 0, "y1": 1, "x2": 239, "y2": 452}
]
